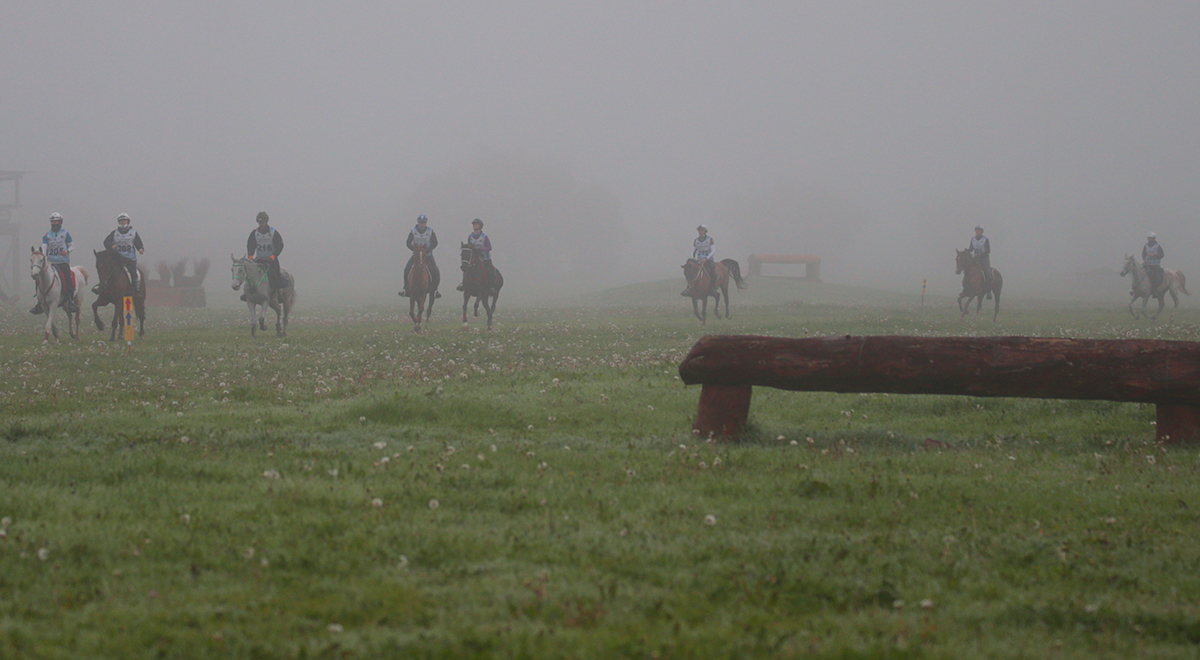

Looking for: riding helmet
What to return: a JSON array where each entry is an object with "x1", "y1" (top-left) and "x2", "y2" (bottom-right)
[
  {"x1": 697, "y1": 224, "x2": 708, "y2": 232},
  {"x1": 417, "y1": 215, "x2": 428, "y2": 224},
  {"x1": 472, "y1": 218, "x2": 484, "y2": 228},
  {"x1": 49, "y1": 212, "x2": 63, "y2": 223},
  {"x1": 974, "y1": 225, "x2": 984, "y2": 231},
  {"x1": 117, "y1": 213, "x2": 131, "y2": 224},
  {"x1": 256, "y1": 211, "x2": 269, "y2": 223},
  {"x1": 1147, "y1": 231, "x2": 1157, "y2": 239}
]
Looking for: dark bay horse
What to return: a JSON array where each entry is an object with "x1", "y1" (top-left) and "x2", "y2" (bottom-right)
[
  {"x1": 955, "y1": 248, "x2": 1002, "y2": 322},
  {"x1": 460, "y1": 244, "x2": 503, "y2": 330},
  {"x1": 92, "y1": 248, "x2": 146, "y2": 341},
  {"x1": 403, "y1": 245, "x2": 436, "y2": 331},
  {"x1": 681, "y1": 258, "x2": 747, "y2": 324}
]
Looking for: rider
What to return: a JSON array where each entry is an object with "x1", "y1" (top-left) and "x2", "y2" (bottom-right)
[
  {"x1": 245, "y1": 211, "x2": 286, "y2": 302},
  {"x1": 458, "y1": 218, "x2": 498, "y2": 292},
  {"x1": 95, "y1": 213, "x2": 144, "y2": 295},
  {"x1": 399, "y1": 214, "x2": 441, "y2": 298},
  {"x1": 1143, "y1": 231, "x2": 1165, "y2": 294},
  {"x1": 31, "y1": 212, "x2": 77, "y2": 315},
  {"x1": 969, "y1": 224, "x2": 993, "y2": 299},
  {"x1": 684, "y1": 224, "x2": 717, "y2": 295}
]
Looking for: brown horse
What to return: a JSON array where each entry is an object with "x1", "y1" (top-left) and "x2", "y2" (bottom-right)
[
  {"x1": 681, "y1": 258, "x2": 748, "y2": 324},
  {"x1": 955, "y1": 248, "x2": 1002, "y2": 322},
  {"x1": 460, "y1": 244, "x2": 503, "y2": 330},
  {"x1": 92, "y1": 248, "x2": 146, "y2": 341},
  {"x1": 404, "y1": 245, "x2": 436, "y2": 331}
]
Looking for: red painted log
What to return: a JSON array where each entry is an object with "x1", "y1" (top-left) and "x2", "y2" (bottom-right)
[{"x1": 680, "y1": 335, "x2": 1200, "y2": 443}]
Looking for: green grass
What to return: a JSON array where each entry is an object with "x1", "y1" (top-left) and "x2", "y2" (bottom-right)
[{"x1": 1, "y1": 281, "x2": 1199, "y2": 658}]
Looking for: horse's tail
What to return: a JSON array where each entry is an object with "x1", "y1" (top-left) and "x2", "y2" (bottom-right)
[
  {"x1": 722, "y1": 259, "x2": 748, "y2": 290},
  {"x1": 1178, "y1": 271, "x2": 1190, "y2": 295},
  {"x1": 74, "y1": 266, "x2": 89, "y2": 286}
]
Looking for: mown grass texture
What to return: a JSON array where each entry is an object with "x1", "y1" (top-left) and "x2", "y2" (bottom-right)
[{"x1": 1, "y1": 282, "x2": 1200, "y2": 659}]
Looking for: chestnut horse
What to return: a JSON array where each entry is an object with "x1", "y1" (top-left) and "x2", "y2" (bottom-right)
[
  {"x1": 681, "y1": 258, "x2": 747, "y2": 324},
  {"x1": 403, "y1": 245, "x2": 436, "y2": 331},
  {"x1": 955, "y1": 248, "x2": 1002, "y2": 322}
]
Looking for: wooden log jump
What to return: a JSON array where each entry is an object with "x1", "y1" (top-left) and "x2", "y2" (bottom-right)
[
  {"x1": 679, "y1": 335, "x2": 1200, "y2": 444},
  {"x1": 747, "y1": 254, "x2": 821, "y2": 282}
]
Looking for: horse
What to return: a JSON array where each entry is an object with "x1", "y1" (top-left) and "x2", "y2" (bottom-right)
[
  {"x1": 681, "y1": 258, "x2": 748, "y2": 324},
  {"x1": 402, "y1": 246, "x2": 436, "y2": 332},
  {"x1": 1120, "y1": 255, "x2": 1189, "y2": 320},
  {"x1": 92, "y1": 248, "x2": 146, "y2": 341},
  {"x1": 29, "y1": 247, "x2": 88, "y2": 342},
  {"x1": 459, "y1": 244, "x2": 503, "y2": 330},
  {"x1": 230, "y1": 255, "x2": 295, "y2": 337},
  {"x1": 955, "y1": 249, "x2": 1003, "y2": 322}
]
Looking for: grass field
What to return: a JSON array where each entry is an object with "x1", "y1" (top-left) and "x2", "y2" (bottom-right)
[{"x1": 1, "y1": 278, "x2": 1199, "y2": 659}]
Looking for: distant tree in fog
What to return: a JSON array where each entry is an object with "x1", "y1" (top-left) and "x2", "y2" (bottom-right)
[
  {"x1": 712, "y1": 183, "x2": 868, "y2": 260},
  {"x1": 406, "y1": 151, "x2": 628, "y2": 294}
]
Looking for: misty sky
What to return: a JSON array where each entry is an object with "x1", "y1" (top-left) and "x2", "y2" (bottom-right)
[{"x1": 3, "y1": 2, "x2": 1199, "y2": 302}]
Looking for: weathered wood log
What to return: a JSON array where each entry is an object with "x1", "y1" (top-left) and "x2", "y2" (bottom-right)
[{"x1": 679, "y1": 335, "x2": 1200, "y2": 443}]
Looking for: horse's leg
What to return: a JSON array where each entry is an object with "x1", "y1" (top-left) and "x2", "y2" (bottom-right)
[
  {"x1": 281, "y1": 298, "x2": 290, "y2": 337},
  {"x1": 92, "y1": 297, "x2": 104, "y2": 331},
  {"x1": 721, "y1": 284, "x2": 731, "y2": 319},
  {"x1": 462, "y1": 293, "x2": 470, "y2": 327},
  {"x1": 109, "y1": 304, "x2": 120, "y2": 341},
  {"x1": 268, "y1": 299, "x2": 283, "y2": 337},
  {"x1": 136, "y1": 298, "x2": 146, "y2": 338},
  {"x1": 247, "y1": 301, "x2": 258, "y2": 337}
]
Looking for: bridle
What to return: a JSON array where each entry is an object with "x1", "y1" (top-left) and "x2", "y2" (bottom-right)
[
  {"x1": 30, "y1": 252, "x2": 56, "y2": 299},
  {"x1": 232, "y1": 259, "x2": 269, "y2": 291}
]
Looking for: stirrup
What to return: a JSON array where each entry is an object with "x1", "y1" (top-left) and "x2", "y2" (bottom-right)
[
  {"x1": 456, "y1": 284, "x2": 464, "y2": 291},
  {"x1": 399, "y1": 289, "x2": 406, "y2": 297},
  {"x1": 435, "y1": 291, "x2": 442, "y2": 298}
]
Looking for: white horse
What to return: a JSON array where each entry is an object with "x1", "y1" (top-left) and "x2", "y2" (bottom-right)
[
  {"x1": 231, "y1": 255, "x2": 295, "y2": 337},
  {"x1": 29, "y1": 248, "x2": 88, "y2": 342},
  {"x1": 1120, "y1": 255, "x2": 1189, "y2": 320}
]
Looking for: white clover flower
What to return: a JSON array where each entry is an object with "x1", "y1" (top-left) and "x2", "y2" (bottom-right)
[
  {"x1": 262, "y1": 469, "x2": 281, "y2": 480},
  {"x1": 397, "y1": 555, "x2": 409, "y2": 569},
  {"x1": 704, "y1": 514, "x2": 717, "y2": 526},
  {"x1": 373, "y1": 441, "x2": 386, "y2": 449},
  {"x1": 36, "y1": 547, "x2": 49, "y2": 561},
  {"x1": 428, "y1": 499, "x2": 439, "y2": 510},
  {"x1": 1, "y1": 517, "x2": 11, "y2": 527},
  {"x1": 328, "y1": 623, "x2": 344, "y2": 633},
  {"x1": 371, "y1": 498, "x2": 383, "y2": 508}
]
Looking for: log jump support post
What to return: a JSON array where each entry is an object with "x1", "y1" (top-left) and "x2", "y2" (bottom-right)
[{"x1": 678, "y1": 335, "x2": 1200, "y2": 444}]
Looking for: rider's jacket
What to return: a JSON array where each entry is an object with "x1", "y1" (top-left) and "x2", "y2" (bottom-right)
[
  {"x1": 42, "y1": 230, "x2": 73, "y2": 264},
  {"x1": 693, "y1": 235, "x2": 715, "y2": 261},
  {"x1": 970, "y1": 235, "x2": 990, "y2": 258},
  {"x1": 1143, "y1": 242, "x2": 1164, "y2": 267},
  {"x1": 408, "y1": 226, "x2": 438, "y2": 251},
  {"x1": 467, "y1": 231, "x2": 492, "y2": 259},
  {"x1": 105, "y1": 228, "x2": 143, "y2": 262},
  {"x1": 247, "y1": 227, "x2": 284, "y2": 260}
]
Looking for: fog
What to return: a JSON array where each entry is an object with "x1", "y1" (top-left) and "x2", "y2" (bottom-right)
[{"x1": 3, "y1": 2, "x2": 1199, "y2": 306}]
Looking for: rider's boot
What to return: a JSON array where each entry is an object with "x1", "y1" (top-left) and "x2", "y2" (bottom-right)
[
  {"x1": 91, "y1": 284, "x2": 102, "y2": 295},
  {"x1": 30, "y1": 301, "x2": 43, "y2": 315},
  {"x1": 399, "y1": 289, "x2": 407, "y2": 297},
  {"x1": 456, "y1": 284, "x2": 464, "y2": 292},
  {"x1": 239, "y1": 293, "x2": 247, "y2": 302},
  {"x1": 434, "y1": 289, "x2": 442, "y2": 298}
]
